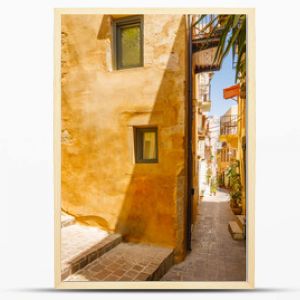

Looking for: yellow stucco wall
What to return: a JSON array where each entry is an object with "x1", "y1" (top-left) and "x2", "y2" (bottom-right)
[
  {"x1": 61, "y1": 14, "x2": 188, "y2": 261},
  {"x1": 237, "y1": 87, "x2": 246, "y2": 215}
]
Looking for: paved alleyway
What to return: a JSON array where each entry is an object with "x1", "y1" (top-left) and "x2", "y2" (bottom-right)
[
  {"x1": 161, "y1": 189, "x2": 246, "y2": 281},
  {"x1": 61, "y1": 213, "x2": 174, "y2": 281},
  {"x1": 66, "y1": 243, "x2": 173, "y2": 281}
]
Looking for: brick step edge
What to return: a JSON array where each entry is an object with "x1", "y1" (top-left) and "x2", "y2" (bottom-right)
[
  {"x1": 228, "y1": 221, "x2": 244, "y2": 240},
  {"x1": 236, "y1": 215, "x2": 246, "y2": 230},
  {"x1": 61, "y1": 233, "x2": 122, "y2": 280},
  {"x1": 145, "y1": 249, "x2": 174, "y2": 281}
]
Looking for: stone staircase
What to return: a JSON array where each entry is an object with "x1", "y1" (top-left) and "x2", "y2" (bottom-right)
[
  {"x1": 61, "y1": 212, "x2": 174, "y2": 281},
  {"x1": 65, "y1": 243, "x2": 174, "y2": 281},
  {"x1": 228, "y1": 215, "x2": 246, "y2": 240}
]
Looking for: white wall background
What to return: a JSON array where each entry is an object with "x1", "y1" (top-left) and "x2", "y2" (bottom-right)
[{"x1": 0, "y1": 0, "x2": 300, "y2": 299}]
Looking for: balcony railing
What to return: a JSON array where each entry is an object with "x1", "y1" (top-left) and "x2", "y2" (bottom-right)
[
  {"x1": 192, "y1": 14, "x2": 224, "y2": 73},
  {"x1": 192, "y1": 15, "x2": 224, "y2": 45},
  {"x1": 192, "y1": 15, "x2": 218, "y2": 40},
  {"x1": 219, "y1": 148, "x2": 237, "y2": 163},
  {"x1": 220, "y1": 115, "x2": 238, "y2": 136},
  {"x1": 198, "y1": 97, "x2": 211, "y2": 113},
  {"x1": 201, "y1": 94, "x2": 209, "y2": 102}
]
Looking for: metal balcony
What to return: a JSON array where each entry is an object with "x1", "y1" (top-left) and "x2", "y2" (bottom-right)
[
  {"x1": 192, "y1": 14, "x2": 224, "y2": 73},
  {"x1": 198, "y1": 96, "x2": 211, "y2": 112},
  {"x1": 220, "y1": 115, "x2": 238, "y2": 136},
  {"x1": 198, "y1": 128, "x2": 206, "y2": 140},
  {"x1": 196, "y1": 83, "x2": 212, "y2": 112},
  {"x1": 219, "y1": 119, "x2": 238, "y2": 147}
]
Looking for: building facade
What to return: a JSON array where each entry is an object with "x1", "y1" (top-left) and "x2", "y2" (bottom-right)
[
  {"x1": 61, "y1": 14, "x2": 188, "y2": 261},
  {"x1": 61, "y1": 13, "x2": 221, "y2": 263},
  {"x1": 219, "y1": 83, "x2": 246, "y2": 216},
  {"x1": 217, "y1": 105, "x2": 238, "y2": 188},
  {"x1": 193, "y1": 72, "x2": 213, "y2": 204}
]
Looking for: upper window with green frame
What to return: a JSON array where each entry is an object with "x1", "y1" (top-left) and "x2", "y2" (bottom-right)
[{"x1": 114, "y1": 16, "x2": 144, "y2": 70}]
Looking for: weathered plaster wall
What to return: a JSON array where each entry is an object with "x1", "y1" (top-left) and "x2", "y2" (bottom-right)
[
  {"x1": 238, "y1": 89, "x2": 246, "y2": 215},
  {"x1": 192, "y1": 97, "x2": 199, "y2": 224},
  {"x1": 61, "y1": 14, "x2": 187, "y2": 261}
]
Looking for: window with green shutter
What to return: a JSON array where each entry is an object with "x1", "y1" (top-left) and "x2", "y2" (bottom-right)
[{"x1": 114, "y1": 16, "x2": 143, "y2": 70}]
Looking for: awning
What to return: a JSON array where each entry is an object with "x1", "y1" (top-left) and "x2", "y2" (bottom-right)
[
  {"x1": 223, "y1": 84, "x2": 240, "y2": 99},
  {"x1": 193, "y1": 47, "x2": 221, "y2": 73}
]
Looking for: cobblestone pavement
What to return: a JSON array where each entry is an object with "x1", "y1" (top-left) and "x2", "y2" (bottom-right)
[
  {"x1": 161, "y1": 189, "x2": 246, "y2": 281},
  {"x1": 61, "y1": 223, "x2": 109, "y2": 270},
  {"x1": 66, "y1": 242, "x2": 173, "y2": 281}
]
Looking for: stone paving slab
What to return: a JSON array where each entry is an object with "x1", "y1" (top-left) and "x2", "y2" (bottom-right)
[
  {"x1": 161, "y1": 189, "x2": 246, "y2": 281},
  {"x1": 228, "y1": 221, "x2": 243, "y2": 240},
  {"x1": 61, "y1": 223, "x2": 120, "y2": 279},
  {"x1": 65, "y1": 242, "x2": 174, "y2": 281}
]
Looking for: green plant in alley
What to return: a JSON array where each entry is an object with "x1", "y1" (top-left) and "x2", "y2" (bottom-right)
[
  {"x1": 226, "y1": 160, "x2": 242, "y2": 207},
  {"x1": 210, "y1": 177, "x2": 217, "y2": 195}
]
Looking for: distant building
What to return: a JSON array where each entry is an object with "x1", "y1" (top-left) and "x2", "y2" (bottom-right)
[
  {"x1": 217, "y1": 105, "x2": 238, "y2": 188},
  {"x1": 219, "y1": 81, "x2": 246, "y2": 217},
  {"x1": 193, "y1": 72, "x2": 213, "y2": 199},
  {"x1": 207, "y1": 116, "x2": 220, "y2": 179}
]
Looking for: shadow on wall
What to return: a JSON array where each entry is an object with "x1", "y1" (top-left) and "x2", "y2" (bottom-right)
[
  {"x1": 61, "y1": 15, "x2": 188, "y2": 261},
  {"x1": 97, "y1": 15, "x2": 111, "y2": 40},
  {"x1": 61, "y1": 208, "x2": 110, "y2": 230},
  {"x1": 112, "y1": 16, "x2": 188, "y2": 261}
]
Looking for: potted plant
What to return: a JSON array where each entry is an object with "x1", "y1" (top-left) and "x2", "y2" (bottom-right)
[{"x1": 227, "y1": 160, "x2": 242, "y2": 215}]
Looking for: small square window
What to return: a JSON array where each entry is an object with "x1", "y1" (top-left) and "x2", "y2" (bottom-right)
[
  {"x1": 134, "y1": 127, "x2": 158, "y2": 163},
  {"x1": 114, "y1": 16, "x2": 143, "y2": 70}
]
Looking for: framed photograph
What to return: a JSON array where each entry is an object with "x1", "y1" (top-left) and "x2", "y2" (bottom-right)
[{"x1": 54, "y1": 8, "x2": 255, "y2": 289}]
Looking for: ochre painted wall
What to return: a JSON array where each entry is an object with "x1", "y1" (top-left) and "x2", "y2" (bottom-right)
[
  {"x1": 61, "y1": 14, "x2": 187, "y2": 261},
  {"x1": 237, "y1": 83, "x2": 246, "y2": 215}
]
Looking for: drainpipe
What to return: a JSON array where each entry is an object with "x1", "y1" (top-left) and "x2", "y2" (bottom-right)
[{"x1": 186, "y1": 14, "x2": 193, "y2": 252}]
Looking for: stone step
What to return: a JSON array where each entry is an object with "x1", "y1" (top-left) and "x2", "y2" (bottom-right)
[
  {"x1": 236, "y1": 215, "x2": 246, "y2": 230},
  {"x1": 61, "y1": 223, "x2": 122, "y2": 280},
  {"x1": 61, "y1": 212, "x2": 75, "y2": 228},
  {"x1": 65, "y1": 242, "x2": 174, "y2": 282},
  {"x1": 228, "y1": 221, "x2": 244, "y2": 240}
]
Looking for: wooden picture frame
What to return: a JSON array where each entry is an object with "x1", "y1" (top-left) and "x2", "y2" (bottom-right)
[{"x1": 54, "y1": 7, "x2": 255, "y2": 289}]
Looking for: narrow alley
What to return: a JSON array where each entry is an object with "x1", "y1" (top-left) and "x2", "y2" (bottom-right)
[
  {"x1": 58, "y1": 13, "x2": 248, "y2": 284},
  {"x1": 161, "y1": 189, "x2": 246, "y2": 281}
]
